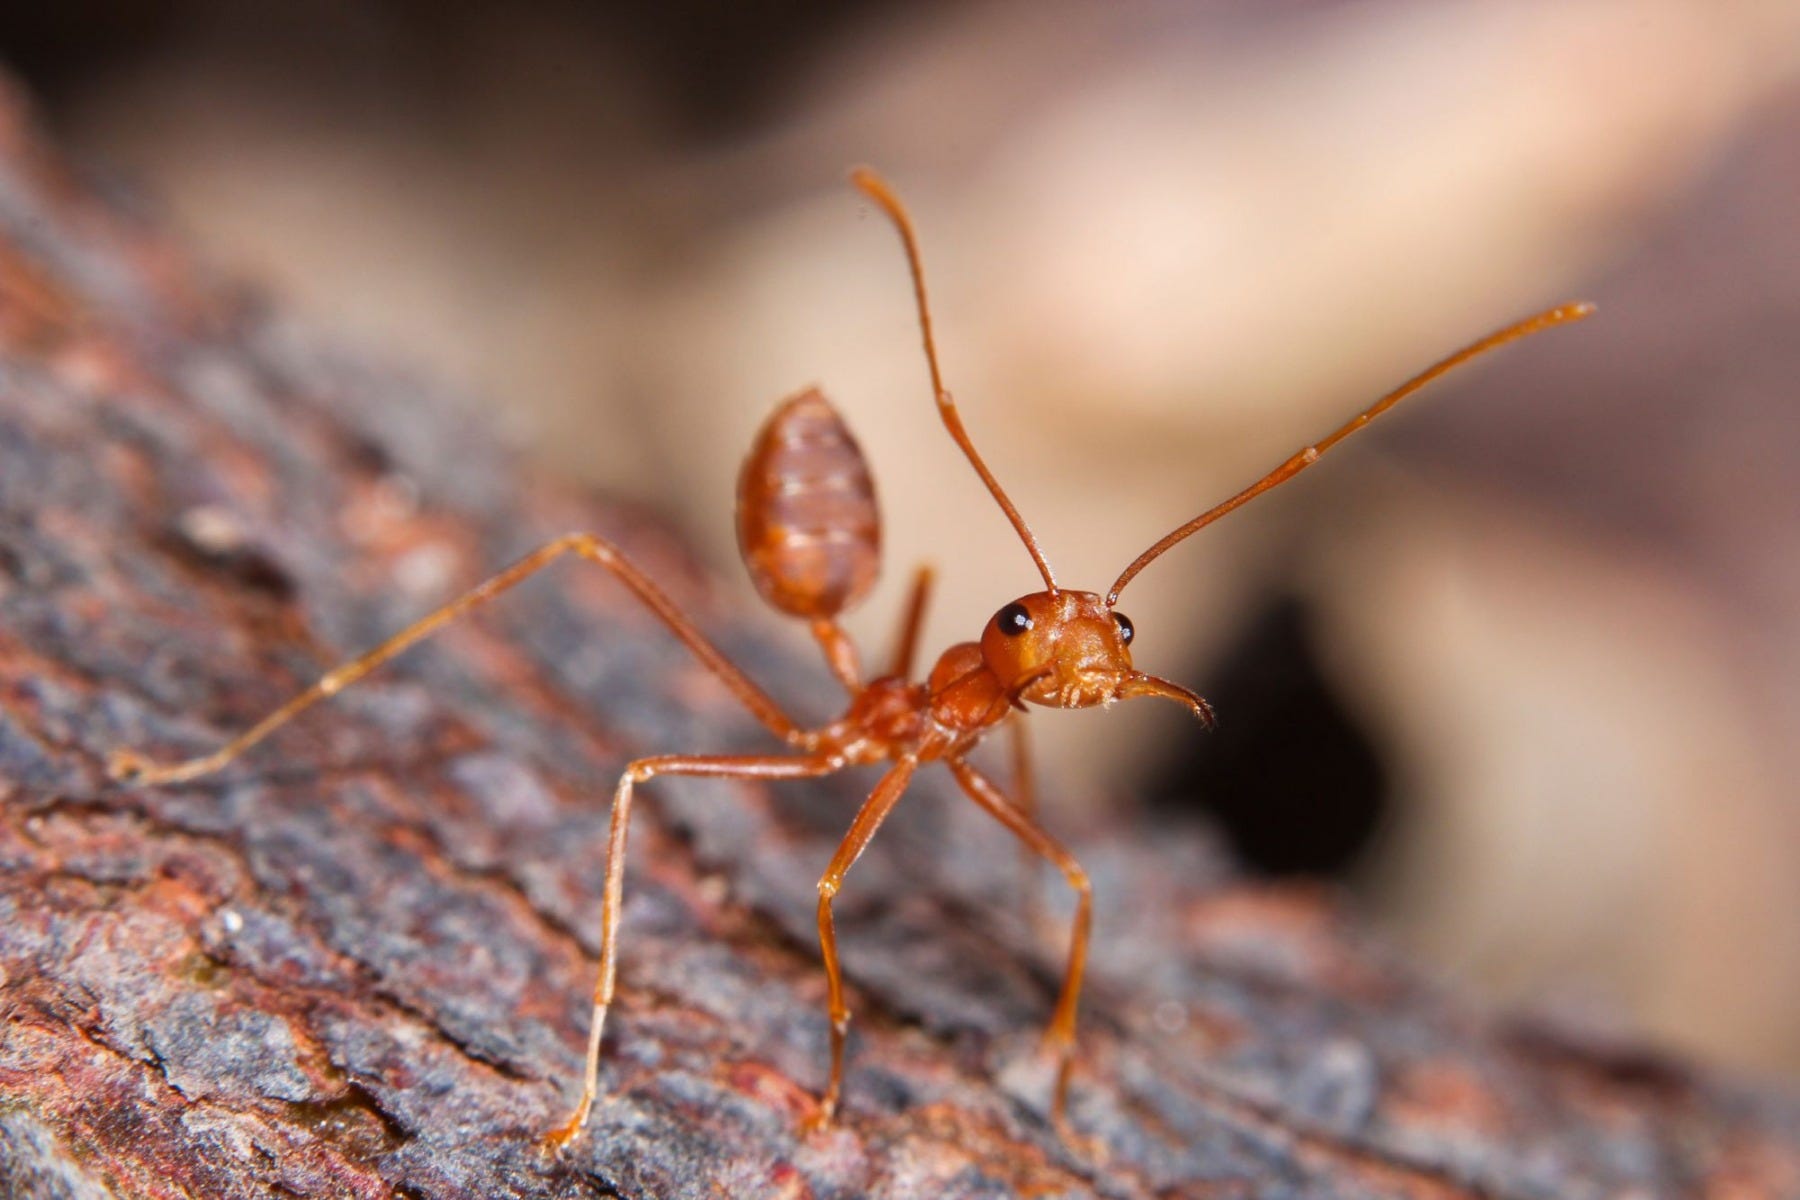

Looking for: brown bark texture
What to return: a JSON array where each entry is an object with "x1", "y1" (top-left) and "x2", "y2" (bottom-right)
[{"x1": 0, "y1": 75, "x2": 1796, "y2": 1200}]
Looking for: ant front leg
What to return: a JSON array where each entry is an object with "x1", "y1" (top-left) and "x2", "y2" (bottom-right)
[
  {"x1": 108, "y1": 532, "x2": 808, "y2": 785},
  {"x1": 806, "y1": 754, "x2": 919, "y2": 1132},
  {"x1": 543, "y1": 750, "x2": 847, "y2": 1153},
  {"x1": 1006, "y1": 714, "x2": 1049, "y2": 939},
  {"x1": 946, "y1": 757, "x2": 1098, "y2": 1154}
]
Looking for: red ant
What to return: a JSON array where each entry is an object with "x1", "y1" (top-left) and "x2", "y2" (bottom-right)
[{"x1": 109, "y1": 168, "x2": 1592, "y2": 1150}]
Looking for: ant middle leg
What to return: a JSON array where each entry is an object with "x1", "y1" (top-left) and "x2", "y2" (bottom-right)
[
  {"x1": 543, "y1": 750, "x2": 847, "y2": 1152},
  {"x1": 946, "y1": 757, "x2": 1094, "y2": 1148},
  {"x1": 886, "y1": 564, "x2": 934, "y2": 680},
  {"x1": 109, "y1": 532, "x2": 808, "y2": 785}
]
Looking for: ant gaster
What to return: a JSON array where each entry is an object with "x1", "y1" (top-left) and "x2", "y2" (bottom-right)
[{"x1": 109, "y1": 168, "x2": 1592, "y2": 1151}]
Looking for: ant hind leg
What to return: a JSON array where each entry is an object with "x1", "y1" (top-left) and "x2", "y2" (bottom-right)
[
  {"x1": 542, "y1": 750, "x2": 846, "y2": 1153},
  {"x1": 108, "y1": 532, "x2": 808, "y2": 785}
]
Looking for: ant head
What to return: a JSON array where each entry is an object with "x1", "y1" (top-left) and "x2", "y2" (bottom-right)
[
  {"x1": 979, "y1": 590, "x2": 1213, "y2": 720},
  {"x1": 854, "y1": 166, "x2": 1586, "y2": 724}
]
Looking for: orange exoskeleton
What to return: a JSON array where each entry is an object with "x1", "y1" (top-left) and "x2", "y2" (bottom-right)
[{"x1": 108, "y1": 167, "x2": 1592, "y2": 1152}]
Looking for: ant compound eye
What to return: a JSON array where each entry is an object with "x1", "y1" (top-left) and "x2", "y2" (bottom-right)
[
  {"x1": 1112, "y1": 612, "x2": 1135, "y2": 645},
  {"x1": 996, "y1": 602, "x2": 1033, "y2": 636}
]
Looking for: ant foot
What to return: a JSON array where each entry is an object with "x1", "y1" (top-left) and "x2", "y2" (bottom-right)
[
  {"x1": 106, "y1": 749, "x2": 151, "y2": 783},
  {"x1": 1050, "y1": 1108, "x2": 1108, "y2": 1164},
  {"x1": 538, "y1": 1116, "x2": 585, "y2": 1156},
  {"x1": 798, "y1": 1097, "x2": 838, "y2": 1137},
  {"x1": 538, "y1": 1093, "x2": 594, "y2": 1156},
  {"x1": 1036, "y1": 1038, "x2": 1105, "y2": 1161}
]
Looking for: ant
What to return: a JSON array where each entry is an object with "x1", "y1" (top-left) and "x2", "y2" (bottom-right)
[{"x1": 108, "y1": 167, "x2": 1592, "y2": 1151}]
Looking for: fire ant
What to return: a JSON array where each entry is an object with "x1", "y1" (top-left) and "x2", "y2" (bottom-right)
[{"x1": 108, "y1": 168, "x2": 1592, "y2": 1150}]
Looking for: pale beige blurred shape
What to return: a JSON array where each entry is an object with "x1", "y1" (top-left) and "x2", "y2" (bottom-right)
[
  {"x1": 981, "y1": 0, "x2": 1788, "y2": 429},
  {"x1": 634, "y1": 0, "x2": 1800, "y2": 800},
  {"x1": 1311, "y1": 480, "x2": 1800, "y2": 1066},
  {"x1": 62, "y1": 0, "x2": 1800, "y2": 1072}
]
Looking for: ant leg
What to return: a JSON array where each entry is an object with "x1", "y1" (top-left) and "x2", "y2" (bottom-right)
[
  {"x1": 886, "y1": 564, "x2": 934, "y2": 680},
  {"x1": 109, "y1": 532, "x2": 808, "y2": 785},
  {"x1": 543, "y1": 750, "x2": 846, "y2": 1152},
  {"x1": 946, "y1": 757, "x2": 1095, "y2": 1150},
  {"x1": 806, "y1": 754, "x2": 919, "y2": 1131},
  {"x1": 1007, "y1": 712, "x2": 1035, "y2": 825},
  {"x1": 1007, "y1": 714, "x2": 1047, "y2": 937}
]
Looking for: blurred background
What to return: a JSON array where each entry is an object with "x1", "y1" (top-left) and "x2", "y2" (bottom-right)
[{"x1": 5, "y1": 0, "x2": 1796, "y2": 1079}]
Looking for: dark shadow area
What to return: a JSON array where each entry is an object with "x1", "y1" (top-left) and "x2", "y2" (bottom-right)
[
  {"x1": 0, "y1": 0, "x2": 913, "y2": 144},
  {"x1": 1143, "y1": 593, "x2": 1387, "y2": 878}
]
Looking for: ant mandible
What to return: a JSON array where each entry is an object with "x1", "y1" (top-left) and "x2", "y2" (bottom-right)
[{"x1": 108, "y1": 167, "x2": 1592, "y2": 1151}]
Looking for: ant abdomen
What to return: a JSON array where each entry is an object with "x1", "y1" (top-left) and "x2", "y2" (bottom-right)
[{"x1": 736, "y1": 387, "x2": 881, "y2": 619}]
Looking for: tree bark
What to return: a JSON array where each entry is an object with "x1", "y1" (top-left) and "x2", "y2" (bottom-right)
[{"x1": 0, "y1": 76, "x2": 1795, "y2": 1200}]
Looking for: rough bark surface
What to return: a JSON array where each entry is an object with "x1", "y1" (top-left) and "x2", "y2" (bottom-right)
[{"x1": 0, "y1": 77, "x2": 1796, "y2": 1200}]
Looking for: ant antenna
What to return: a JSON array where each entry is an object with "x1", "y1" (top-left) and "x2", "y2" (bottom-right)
[
  {"x1": 853, "y1": 167, "x2": 1060, "y2": 591},
  {"x1": 1106, "y1": 301, "x2": 1596, "y2": 606}
]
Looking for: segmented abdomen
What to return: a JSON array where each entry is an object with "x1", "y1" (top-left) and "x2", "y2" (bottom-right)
[{"x1": 736, "y1": 388, "x2": 880, "y2": 619}]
